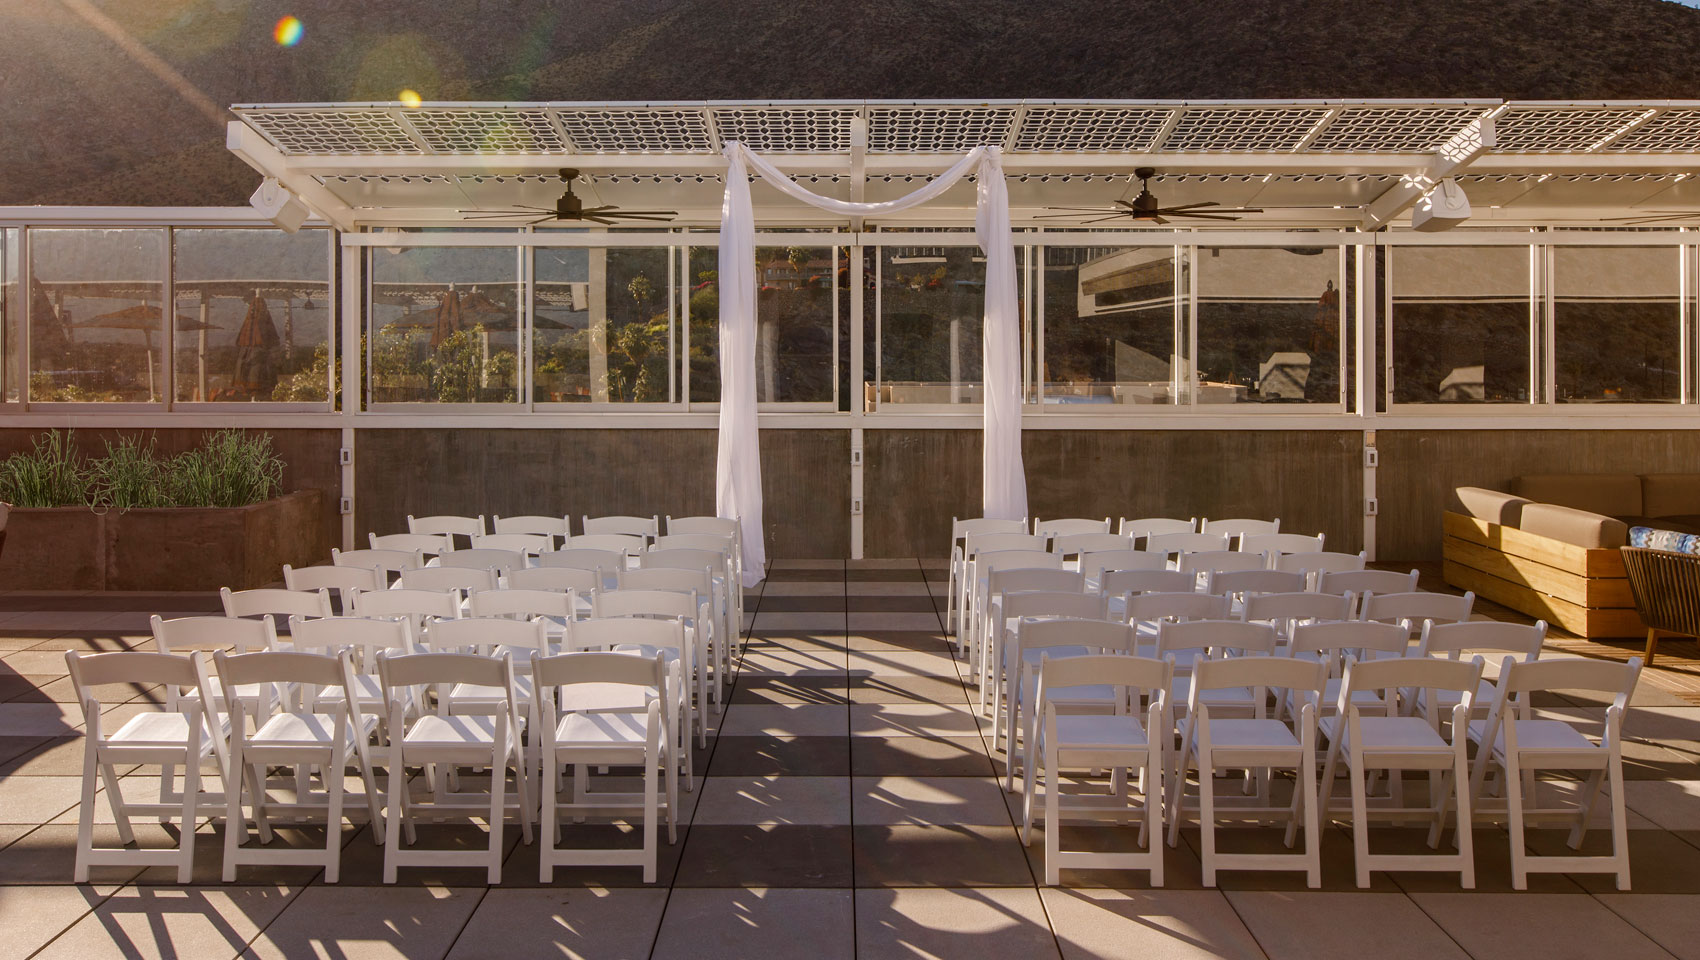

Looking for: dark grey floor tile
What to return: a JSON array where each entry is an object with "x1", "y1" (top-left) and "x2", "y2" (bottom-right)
[
  {"x1": 499, "y1": 821, "x2": 689, "y2": 888},
  {"x1": 674, "y1": 824, "x2": 853, "y2": 887},
  {"x1": 851, "y1": 736, "x2": 994, "y2": 777},
  {"x1": 706, "y1": 736, "x2": 851, "y2": 777},
  {"x1": 849, "y1": 674, "x2": 970, "y2": 704},
  {"x1": 730, "y1": 676, "x2": 850, "y2": 705},
  {"x1": 852, "y1": 824, "x2": 1034, "y2": 887},
  {"x1": 330, "y1": 823, "x2": 525, "y2": 886}
]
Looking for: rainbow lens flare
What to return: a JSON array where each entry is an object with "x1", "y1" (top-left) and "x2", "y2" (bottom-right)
[
  {"x1": 273, "y1": 16, "x2": 303, "y2": 47},
  {"x1": 398, "y1": 89, "x2": 422, "y2": 109}
]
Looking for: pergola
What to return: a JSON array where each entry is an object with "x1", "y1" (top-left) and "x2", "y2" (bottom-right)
[{"x1": 223, "y1": 98, "x2": 1700, "y2": 230}]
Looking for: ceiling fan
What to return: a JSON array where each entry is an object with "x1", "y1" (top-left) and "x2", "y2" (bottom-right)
[
  {"x1": 1037, "y1": 167, "x2": 1264, "y2": 224},
  {"x1": 457, "y1": 169, "x2": 676, "y2": 225}
]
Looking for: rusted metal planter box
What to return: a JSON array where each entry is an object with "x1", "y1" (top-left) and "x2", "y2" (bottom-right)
[{"x1": 0, "y1": 490, "x2": 326, "y2": 591}]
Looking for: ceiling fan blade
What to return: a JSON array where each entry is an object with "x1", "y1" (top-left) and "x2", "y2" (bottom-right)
[
  {"x1": 1082, "y1": 214, "x2": 1132, "y2": 224},
  {"x1": 584, "y1": 215, "x2": 618, "y2": 225},
  {"x1": 1152, "y1": 214, "x2": 1169, "y2": 225},
  {"x1": 527, "y1": 215, "x2": 557, "y2": 225},
  {"x1": 608, "y1": 211, "x2": 678, "y2": 218},
  {"x1": 1160, "y1": 202, "x2": 1223, "y2": 211},
  {"x1": 1167, "y1": 211, "x2": 1244, "y2": 221},
  {"x1": 1032, "y1": 211, "x2": 1121, "y2": 219},
  {"x1": 1041, "y1": 206, "x2": 1125, "y2": 213},
  {"x1": 458, "y1": 213, "x2": 539, "y2": 220},
  {"x1": 456, "y1": 205, "x2": 554, "y2": 214},
  {"x1": 609, "y1": 214, "x2": 677, "y2": 222}
]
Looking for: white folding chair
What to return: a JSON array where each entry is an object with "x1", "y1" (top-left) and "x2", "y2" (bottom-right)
[
  {"x1": 351, "y1": 587, "x2": 462, "y2": 639},
  {"x1": 622, "y1": 565, "x2": 725, "y2": 707},
  {"x1": 493, "y1": 514, "x2": 570, "y2": 546},
  {"x1": 288, "y1": 616, "x2": 418, "y2": 722},
  {"x1": 581, "y1": 515, "x2": 660, "y2": 541},
  {"x1": 426, "y1": 619, "x2": 550, "y2": 776},
  {"x1": 1080, "y1": 548, "x2": 1168, "y2": 590},
  {"x1": 215, "y1": 649, "x2": 381, "y2": 883},
  {"x1": 1169, "y1": 655, "x2": 1327, "y2": 887},
  {"x1": 534, "y1": 651, "x2": 677, "y2": 883},
  {"x1": 1241, "y1": 591, "x2": 1356, "y2": 648},
  {"x1": 964, "y1": 548, "x2": 1061, "y2": 666},
  {"x1": 593, "y1": 590, "x2": 708, "y2": 749},
  {"x1": 1182, "y1": 550, "x2": 1270, "y2": 581},
  {"x1": 666, "y1": 515, "x2": 744, "y2": 577},
  {"x1": 644, "y1": 545, "x2": 739, "y2": 673},
  {"x1": 1154, "y1": 620, "x2": 1279, "y2": 720},
  {"x1": 1319, "y1": 655, "x2": 1483, "y2": 888},
  {"x1": 1359, "y1": 590, "x2": 1475, "y2": 638},
  {"x1": 1468, "y1": 656, "x2": 1641, "y2": 890},
  {"x1": 538, "y1": 547, "x2": 625, "y2": 587},
  {"x1": 370, "y1": 532, "x2": 452, "y2": 556},
  {"x1": 985, "y1": 589, "x2": 1105, "y2": 724},
  {"x1": 468, "y1": 588, "x2": 576, "y2": 632},
  {"x1": 408, "y1": 514, "x2": 487, "y2": 543},
  {"x1": 221, "y1": 586, "x2": 333, "y2": 624},
  {"x1": 1207, "y1": 568, "x2": 1307, "y2": 601},
  {"x1": 1124, "y1": 592, "x2": 1232, "y2": 656},
  {"x1": 948, "y1": 517, "x2": 1030, "y2": 638},
  {"x1": 566, "y1": 533, "x2": 647, "y2": 558},
  {"x1": 1317, "y1": 568, "x2": 1420, "y2": 601},
  {"x1": 1200, "y1": 518, "x2": 1281, "y2": 542},
  {"x1": 1241, "y1": 533, "x2": 1326, "y2": 557},
  {"x1": 508, "y1": 565, "x2": 601, "y2": 599},
  {"x1": 1119, "y1": 517, "x2": 1196, "y2": 539},
  {"x1": 151, "y1": 615, "x2": 280, "y2": 735},
  {"x1": 1050, "y1": 532, "x2": 1133, "y2": 563},
  {"x1": 1147, "y1": 532, "x2": 1231, "y2": 556},
  {"x1": 1284, "y1": 620, "x2": 1409, "y2": 721},
  {"x1": 1277, "y1": 550, "x2": 1367, "y2": 581},
  {"x1": 377, "y1": 651, "x2": 532, "y2": 883},
  {"x1": 1005, "y1": 617, "x2": 1136, "y2": 790},
  {"x1": 565, "y1": 617, "x2": 694, "y2": 790},
  {"x1": 67, "y1": 650, "x2": 228, "y2": 884},
  {"x1": 472, "y1": 533, "x2": 554, "y2": 556},
  {"x1": 332, "y1": 548, "x2": 421, "y2": 582},
  {"x1": 1034, "y1": 517, "x2": 1113, "y2": 539},
  {"x1": 284, "y1": 563, "x2": 384, "y2": 613},
  {"x1": 1411, "y1": 619, "x2": 1546, "y2": 724},
  {"x1": 1102, "y1": 567, "x2": 1200, "y2": 622},
  {"x1": 1026, "y1": 653, "x2": 1171, "y2": 886},
  {"x1": 398, "y1": 565, "x2": 497, "y2": 594},
  {"x1": 957, "y1": 533, "x2": 1050, "y2": 643},
  {"x1": 438, "y1": 548, "x2": 524, "y2": 577}
]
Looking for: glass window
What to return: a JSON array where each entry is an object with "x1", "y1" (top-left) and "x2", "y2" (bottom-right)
[
  {"x1": 172, "y1": 229, "x2": 332, "y2": 403},
  {"x1": 1196, "y1": 246, "x2": 1343, "y2": 405},
  {"x1": 1, "y1": 228, "x2": 16, "y2": 402},
  {"x1": 369, "y1": 247, "x2": 520, "y2": 404},
  {"x1": 877, "y1": 245, "x2": 986, "y2": 405},
  {"x1": 1041, "y1": 246, "x2": 1178, "y2": 406},
  {"x1": 1390, "y1": 245, "x2": 1531, "y2": 404},
  {"x1": 535, "y1": 246, "x2": 676, "y2": 404},
  {"x1": 1554, "y1": 246, "x2": 1681, "y2": 403},
  {"x1": 687, "y1": 245, "x2": 839, "y2": 404},
  {"x1": 29, "y1": 228, "x2": 166, "y2": 403}
]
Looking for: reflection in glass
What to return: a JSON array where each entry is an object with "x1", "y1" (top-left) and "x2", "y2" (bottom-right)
[
  {"x1": 1043, "y1": 246, "x2": 1176, "y2": 405},
  {"x1": 370, "y1": 247, "x2": 520, "y2": 404},
  {"x1": 173, "y1": 229, "x2": 331, "y2": 403},
  {"x1": 534, "y1": 247, "x2": 675, "y2": 403},
  {"x1": 688, "y1": 246, "x2": 838, "y2": 404},
  {"x1": 1, "y1": 229, "x2": 15, "y2": 402},
  {"x1": 1195, "y1": 246, "x2": 1342, "y2": 404},
  {"x1": 1390, "y1": 246, "x2": 1531, "y2": 403},
  {"x1": 1555, "y1": 246, "x2": 1681, "y2": 403},
  {"x1": 29, "y1": 228, "x2": 166, "y2": 402},
  {"x1": 877, "y1": 246, "x2": 987, "y2": 405}
]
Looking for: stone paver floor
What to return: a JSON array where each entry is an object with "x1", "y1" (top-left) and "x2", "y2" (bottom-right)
[{"x1": 1, "y1": 561, "x2": 1699, "y2": 958}]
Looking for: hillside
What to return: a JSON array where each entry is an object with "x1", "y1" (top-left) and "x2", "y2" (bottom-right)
[{"x1": 4, "y1": 0, "x2": 1700, "y2": 205}]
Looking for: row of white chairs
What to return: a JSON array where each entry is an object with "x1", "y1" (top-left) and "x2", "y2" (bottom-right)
[
  {"x1": 74, "y1": 616, "x2": 695, "y2": 885},
  {"x1": 1003, "y1": 617, "x2": 1639, "y2": 890},
  {"x1": 1011, "y1": 516, "x2": 1288, "y2": 539},
  {"x1": 406, "y1": 513, "x2": 733, "y2": 546}
]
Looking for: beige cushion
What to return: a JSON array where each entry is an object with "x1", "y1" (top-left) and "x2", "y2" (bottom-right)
[
  {"x1": 1518, "y1": 502, "x2": 1628, "y2": 549},
  {"x1": 1513, "y1": 474, "x2": 1642, "y2": 518},
  {"x1": 1454, "y1": 487, "x2": 1531, "y2": 527},
  {"x1": 1641, "y1": 474, "x2": 1700, "y2": 519}
]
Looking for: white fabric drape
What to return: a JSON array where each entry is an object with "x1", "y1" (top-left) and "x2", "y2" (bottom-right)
[{"x1": 717, "y1": 142, "x2": 1029, "y2": 583}]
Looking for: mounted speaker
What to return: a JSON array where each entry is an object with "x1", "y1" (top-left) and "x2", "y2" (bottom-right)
[
  {"x1": 1412, "y1": 178, "x2": 1471, "y2": 232},
  {"x1": 249, "y1": 177, "x2": 309, "y2": 233}
]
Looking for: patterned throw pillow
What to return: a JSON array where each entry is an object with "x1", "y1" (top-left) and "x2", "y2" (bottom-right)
[{"x1": 1630, "y1": 526, "x2": 1700, "y2": 555}]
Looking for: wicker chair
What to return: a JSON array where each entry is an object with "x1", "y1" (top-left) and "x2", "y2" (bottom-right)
[{"x1": 1621, "y1": 546, "x2": 1700, "y2": 665}]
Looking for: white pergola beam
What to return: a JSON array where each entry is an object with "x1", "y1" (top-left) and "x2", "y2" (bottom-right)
[
  {"x1": 225, "y1": 121, "x2": 359, "y2": 231},
  {"x1": 1360, "y1": 115, "x2": 1496, "y2": 230}
]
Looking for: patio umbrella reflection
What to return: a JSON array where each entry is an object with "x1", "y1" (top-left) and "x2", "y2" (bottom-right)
[
  {"x1": 78, "y1": 302, "x2": 218, "y2": 399},
  {"x1": 429, "y1": 289, "x2": 464, "y2": 349},
  {"x1": 232, "y1": 295, "x2": 281, "y2": 397}
]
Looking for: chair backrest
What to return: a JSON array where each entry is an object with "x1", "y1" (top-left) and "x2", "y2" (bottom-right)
[
  {"x1": 331, "y1": 547, "x2": 421, "y2": 574},
  {"x1": 594, "y1": 588, "x2": 698, "y2": 622},
  {"x1": 283, "y1": 563, "x2": 385, "y2": 603},
  {"x1": 467, "y1": 588, "x2": 575, "y2": 620},
  {"x1": 67, "y1": 650, "x2": 220, "y2": 763},
  {"x1": 565, "y1": 616, "x2": 685, "y2": 655},
  {"x1": 1102, "y1": 568, "x2": 1197, "y2": 597},
  {"x1": 1207, "y1": 568, "x2": 1307, "y2": 598},
  {"x1": 964, "y1": 532, "x2": 1049, "y2": 557},
  {"x1": 407, "y1": 514, "x2": 487, "y2": 538},
  {"x1": 1241, "y1": 532, "x2": 1326, "y2": 556},
  {"x1": 152, "y1": 614, "x2": 276, "y2": 657},
  {"x1": 398, "y1": 565, "x2": 497, "y2": 594},
  {"x1": 1341, "y1": 655, "x2": 1482, "y2": 715},
  {"x1": 1241, "y1": 591, "x2": 1354, "y2": 628},
  {"x1": 1049, "y1": 532, "x2": 1131, "y2": 557},
  {"x1": 289, "y1": 614, "x2": 415, "y2": 669},
  {"x1": 1199, "y1": 518, "x2": 1281, "y2": 538},
  {"x1": 1191, "y1": 654, "x2": 1326, "y2": 701},
  {"x1": 378, "y1": 651, "x2": 519, "y2": 730},
  {"x1": 492, "y1": 514, "x2": 570, "y2": 538},
  {"x1": 1018, "y1": 617, "x2": 1137, "y2": 655},
  {"x1": 425, "y1": 616, "x2": 549, "y2": 656},
  {"x1": 620, "y1": 566, "x2": 714, "y2": 597},
  {"x1": 1119, "y1": 517, "x2": 1196, "y2": 538},
  {"x1": 1181, "y1": 550, "x2": 1269, "y2": 577},
  {"x1": 1126, "y1": 591, "x2": 1232, "y2": 624},
  {"x1": 987, "y1": 567, "x2": 1086, "y2": 597},
  {"x1": 1157, "y1": 619, "x2": 1278, "y2": 659},
  {"x1": 1495, "y1": 655, "x2": 1640, "y2": 705},
  {"x1": 1146, "y1": 532, "x2": 1231, "y2": 555},
  {"x1": 566, "y1": 533, "x2": 646, "y2": 556},
  {"x1": 216, "y1": 649, "x2": 360, "y2": 732},
  {"x1": 642, "y1": 548, "x2": 730, "y2": 578},
  {"x1": 1033, "y1": 517, "x2": 1112, "y2": 539},
  {"x1": 508, "y1": 565, "x2": 600, "y2": 594},
  {"x1": 1036, "y1": 653, "x2": 1170, "y2": 712},
  {"x1": 668, "y1": 516, "x2": 739, "y2": 539},
  {"x1": 1288, "y1": 620, "x2": 1411, "y2": 665},
  {"x1": 1417, "y1": 619, "x2": 1546, "y2": 661},
  {"x1": 952, "y1": 517, "x2": 1028, "y2": 543},
  {"x1": 437, "y1": 548, "x2": 523, "y2": 575},
  {"x1": 1623, "y1": 547, "x2": 1700, "y2": 636},
  {"x1": 1316, "y1": 568, "x2": 1420, "y2": 597},
  {"x1": 999, "y1": 590, "x2": 1107, "y2": 622},
  {"x1": 581, "y1": 515, "x2": 659, "y2": 539},
  {"x1": 352, "y1": 587, "x2": 461, "y2": 623},
  {"x1": 652, "y1": 533, "x2": 734, "y2": 555},
  {"x1": 220, "y1": 586, "x2": 333, "y2": 622},
  {"x1": 532, "y1": 651, "x2": 668, "y2": 732},
  {"x1": 370, "y1": 532, "x2": 451, "y2": 555},
  {"x1": 1080, "y1": 549, "x2": 1168, "y2": 582},
  {"x1": 1359, "y1": 591, "x2": 1475, "y2": 630},
  {"x1": 537, "y1": 548, "x2": 624, "y2": 575},
  {"x1": 471, "y1": 533, "x2": 553, "y2": 555},
  {"x1": 976, "y1": 550, "x2": 1062, "y2": 575},
  {"x1": 1275, "y1": 550, "x2": 1367, "y2": 577}
]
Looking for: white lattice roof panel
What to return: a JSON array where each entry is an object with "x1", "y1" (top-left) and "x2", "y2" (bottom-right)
[
  {"x1": 552, "y1": 107, "x2": 714, "y2": 153},
  {"x1": 867, "y1": 105, "x2": 1018, "y2": 153},
  {"x1": 402, "y1": 109, "x2": 568, "y2": 154},
  {"x1": 1010, "y1": 106, "x2": 1176, "y2": 153},
  {"x1": 710, "y1": 105, "x2": 858, "y2": 153},
  {"x1": 244, "y1": 109, "x2": 422, "y2": 154},
  {"x1": 1309, "y1": 105, "x2": 1490, "y2": 152},
  {"x1": 1159, "y1": 106, "x2": 1333, "y2": 153},
  {"x1": 1492, "y1": 106, "x2": 1651, "y2": 152},
  {"x1": 1610, "y1": 109, "x2": 1700, "y2": 152}
]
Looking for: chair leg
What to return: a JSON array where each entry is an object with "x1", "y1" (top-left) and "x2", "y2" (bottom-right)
[
  {"x1": 487, "y1": 751, "x2": 505, "y2": 884},
  {"x1": 1645, "y1": 628, "x2": 1660, "y2": 667},
  {"x1": 383, "y1": 762, "x2": 404, "y2": 884},
  {"x1": 1506, "y1": 752, "x2": 1528, "y2": 891},
  {"x1": 1610, "y1": 756, "x2": 1631, "y2": 891},
  {"x1": 1454, "y1": 746, "x2": 1475, "y2": 890},
  {"x1": 1570, "y1": 769, "x2": 1608, "y2": 849},
  {"x1": 643, "y1": 746, "x2": 659, "y2": 884},
  {"x1": 99, "y1": 761, "x2": 135, "y2": 846},
  {"x1": 75, "y1": 742, "x2": 100, "y2": 883},
  {"x1": 1199, "y1": 748, "x2": 1217, "y2": 887},
  {"x1": 1350, "y1": 756, "x2": 1371, "y2": 889},
  {"x1": 177, "y1": 753, "x2": 200, "y2": 884},
  {"x1": 251, "y1": 764, "x2": 274, "y2": 844},
  {"x1": 325, "y1": 746, "x2": 347, "y2": 884},
  {"x1": 540, "y1": 753, "x2": 557, "y2": 883},
  {"x1": 1301, "y1": 748, "x2": 1321, "y2": 889},
  {"x1": 1020, "y1": 725, "x2": 1039, "y2": 846},
  {"x1": 1044, "y1": 741, "x2": 1061, "y2": 886}
]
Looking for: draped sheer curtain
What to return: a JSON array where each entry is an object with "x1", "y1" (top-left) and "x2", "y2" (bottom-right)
[{"x1": 718, "y1": 142, "x2": 1028, "y2": 585}]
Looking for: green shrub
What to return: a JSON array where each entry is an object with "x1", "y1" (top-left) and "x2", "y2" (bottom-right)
[
  {"x1": 0, "y1": 429, "x2": 286, "y2": 510},
  {"x1": 168, "y1": 429, "x2": 284, "y2": 508},
  {"x1": 0, "y1": 430, "x2": 90, "y2": 507},
  {"x1": 89, "y1": 435, "x2": 170, "y2": 509}
]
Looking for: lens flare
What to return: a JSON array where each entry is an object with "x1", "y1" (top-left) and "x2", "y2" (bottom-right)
[
  {"x1": 273, "y1": 16, "x2": 303, "y2": 47},
  {"x1": 398, "y1": 89, "x2": 422, "y2": 109}
]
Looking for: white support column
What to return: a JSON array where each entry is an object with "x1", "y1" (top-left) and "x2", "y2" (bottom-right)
[
  {"x1": 1358, "y1": 238, "x2": 1380, "y2": 561},
  {"x1": 339, "y1": 242, "x2": 361, "y2": 551},
  {"x1": 589, "y1": 247, "x2": 609, "y2": 402}
]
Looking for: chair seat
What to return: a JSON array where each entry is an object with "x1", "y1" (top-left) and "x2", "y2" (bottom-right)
[
  {"x1": 198, "y1": 677, "x2": 268, "y2": 706},
  {"x1": 404, "y1": 714, "x2": 507, "y2": 747},
  {"x1": 556, "y1": 710, "x2": 654, "y2": 747},
  {"x1": 1426, "y1": 680, "x2": 1497, "y2": 710},
  {"x1": 1191, "y1": 718, "x2": 1299, "y2": 750},
  {"x1": 1053, "y1": 714, "x2": 1147, "y2": 749},
  {"x1": 1174, "y1": 679, "x2": 1255, "y2": 710},
  {"x1": 1316, "y1": 679, "x2": 1387, "y2": 711},
  {"x1": 108, "y1": 711, "x2": 228, "y2": 749},
  {"x1": 613, "y1": 644, "x2": 680, "y2": 663},
  {"x1": 1469, "y1": 718, "x2": 1600, "y2": 764},
  {"x1": 251, "y1": 711, "x2": 377, "y2": 747},
  {"x1": 561, "y1": 682, "x2": 659, "y2": 714},
  {"x1": 1322, "y1": 715, "x2": 1450, "y2": 754},
  {"x1": 448, "y1": 677, "x2": 534, "y2": 705}
]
